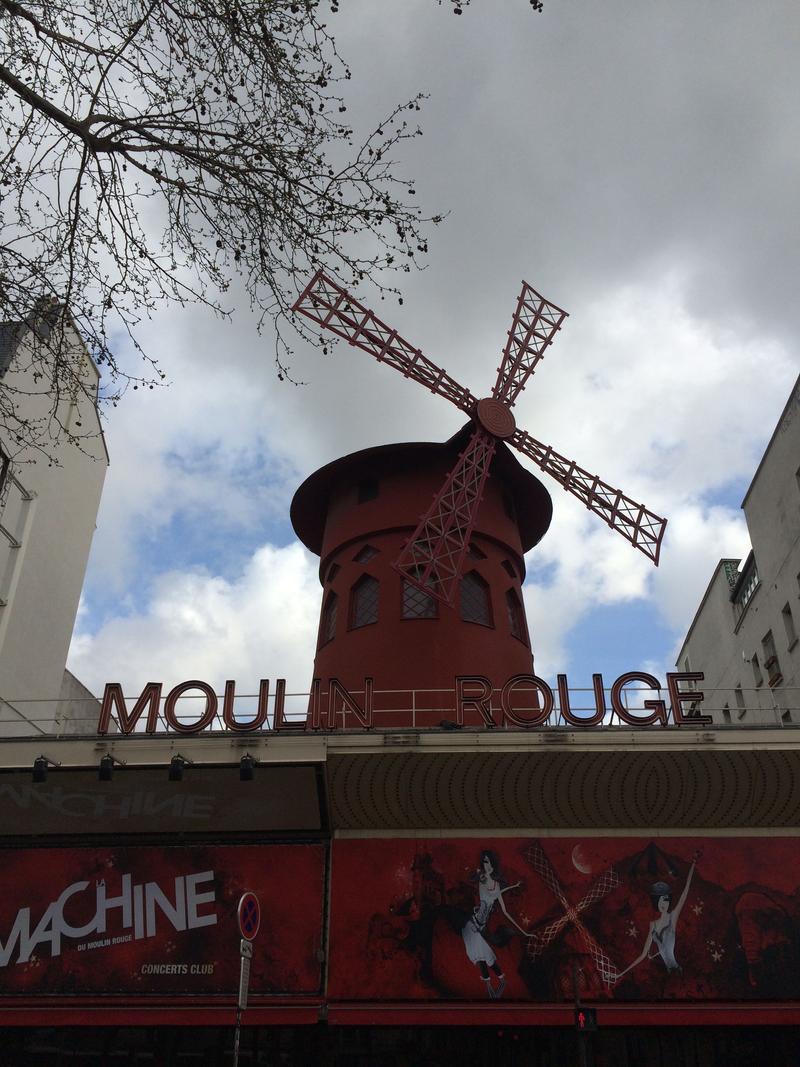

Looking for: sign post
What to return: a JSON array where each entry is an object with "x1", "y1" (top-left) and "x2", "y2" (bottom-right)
[{"x1": 233, "y1": 892, "x2": 261, "y2": 1067}]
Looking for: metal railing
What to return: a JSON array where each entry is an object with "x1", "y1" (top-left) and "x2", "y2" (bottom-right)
[{"x1": 2, "y1": 684, "x2": 799, "y2": 737}]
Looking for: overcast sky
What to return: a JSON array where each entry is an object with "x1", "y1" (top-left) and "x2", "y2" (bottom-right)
[{"x1": 68, "y1": 0, "x2": 800, "y2": 700}]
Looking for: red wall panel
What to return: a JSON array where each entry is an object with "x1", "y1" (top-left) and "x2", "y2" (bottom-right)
[
  {"x1": 0, "y1": 844, "x2": 325, "y2": 996},
  {"x1": 329, "y1": 837, "x2": 800, "y2": 1003}
]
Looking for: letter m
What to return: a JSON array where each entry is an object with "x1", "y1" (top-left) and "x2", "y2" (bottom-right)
[
  {"x1": 98, "y1": 683, "x2": 163, "y2": 735},
  {"x1": 0, "y1": 909, "x2": 31, "y2": 968}
]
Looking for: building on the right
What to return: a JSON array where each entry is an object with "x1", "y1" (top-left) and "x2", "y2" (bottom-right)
[{"x1": 676, "y1": 375, "x2": 800, "y2": 725}]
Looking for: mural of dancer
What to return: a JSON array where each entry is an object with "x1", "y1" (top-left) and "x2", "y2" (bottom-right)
[
  {"x1": 329, "y1": 837, "x2": 800, "y2": 1004},
  {"x1": 618, "y1": 851, "x2": 700, "y2": 978},
  {"x1": 463, "y1": 850, "x2": 532, "y2": 999}
]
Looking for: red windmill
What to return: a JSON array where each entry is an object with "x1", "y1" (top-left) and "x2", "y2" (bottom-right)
[{"x1": 292, "y1": 271, "x2": 666, "y2": 608}]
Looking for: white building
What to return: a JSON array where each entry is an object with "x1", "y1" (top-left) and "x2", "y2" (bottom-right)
[
  {"x1": 0, "y1": 303, "x2": 108, "y2": 735},
  {"x1": 676, "y1": 376, "x2": 800, "y2": 724}
]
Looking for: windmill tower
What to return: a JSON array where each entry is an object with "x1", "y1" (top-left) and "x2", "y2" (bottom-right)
[{"x1": 291, "y1": 272, "x2": 667, "y2": 729}]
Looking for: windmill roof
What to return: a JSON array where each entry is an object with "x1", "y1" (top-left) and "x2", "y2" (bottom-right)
[{"x1": 291, "y1": 422, "x2": 552, "y2": 557}]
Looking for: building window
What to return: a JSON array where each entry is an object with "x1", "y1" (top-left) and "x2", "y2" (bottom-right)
[
  {"x1": 751, "y1": 653, "x2": 763, "y2": 688},
  {"x1": 722, "y1": 704, "x2": 731, "y2": 724},
  {"x1": 357, "y1": 478, "x2": 379, "y2": 503},
  {"x1": 782, "y1": 602, "x2": 798, "y2": 649},
  {"x1": 732, "y1": 553, "x2": 759, "y2": 613},
  {"x1": 402, "y1": 568, "x2": 438, "y2": 620},
  {"x1": 320, "y1": 592, "x2": 337, "y2": 646},
  {"x1": 350, "y1": 574, "x2": 379, "y2": 629},
  {"x1": 782, "y1": 709, "x2": 793, "y2": 725},
  {"x1": 325, "y1": 562, "x2": 340, "y2": 583},
  {"x1": 353, "y1": 544, "x2": 379, "y2": 564},
  {"x1": 734, "y1": 685, "x2": 746, "y2": 719},
  {"x1": 467, "y1": 542, "x2": 487, "y2": 560},
  {"x1": 762, "y1": 630, "x2": 782, "y2": 687},
  {"x1": 460, "y1": 570, "x2": 493, "y2": 627},
  {"x1": 501, "y1": 559, "x2": 517, "y2": 579},
  {"x1": 506, "y1": 588, "x2": 527, "y2": 643}
]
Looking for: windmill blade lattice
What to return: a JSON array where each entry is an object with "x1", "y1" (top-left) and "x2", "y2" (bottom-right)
[
  {"x1": 493, "y1": 281, "x2": 568, "y2": 405},
  {"x1": 292, "y1": 270, "x2": 667, "y2": 605},
  {"x1": 524, "y1": 841, "x2": 622, "y2": 986},
  {"x1": 512, "y1": 430, "x2": 666, "y2": 565},
  {"x1": 293, "y1": 269, "x2": 477, "y2": 414}
]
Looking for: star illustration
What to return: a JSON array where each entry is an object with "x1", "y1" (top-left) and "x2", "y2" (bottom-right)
[
  {"x1": 692, "y1": 901, "x2": 704, "y2": 916},
  {"x1": 711, "y1": 950, "x2": 723, "y2": 962},
  {"x1": 626, "y1": 923, "x2": 638, "y2": 938}
]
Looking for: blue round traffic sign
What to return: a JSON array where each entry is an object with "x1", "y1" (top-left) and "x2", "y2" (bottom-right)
[{"x1": 237, "y1": 892, "x2": 260, "y2": 941}]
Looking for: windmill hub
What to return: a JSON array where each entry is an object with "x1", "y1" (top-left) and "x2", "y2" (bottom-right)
[{"x1": 475, "y1": 397, "x2": 516, "y2": 440}]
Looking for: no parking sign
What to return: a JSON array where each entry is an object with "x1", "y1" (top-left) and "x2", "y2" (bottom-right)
[
  {"x1": 236, "y1": 892, "x2": 260, "y2": 1011},
  {"x1": 238, "y1": 892, "x2": 261, "y2": 942}
]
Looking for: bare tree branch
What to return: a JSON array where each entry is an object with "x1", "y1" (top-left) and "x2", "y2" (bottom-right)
[{"x1": 0, "y1": 0, "x2": 450, "y2": 458}]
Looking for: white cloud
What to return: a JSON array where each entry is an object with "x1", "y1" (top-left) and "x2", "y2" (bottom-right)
[{"x1": 69, "y1": 542, "x2": 321, "y2": 696}]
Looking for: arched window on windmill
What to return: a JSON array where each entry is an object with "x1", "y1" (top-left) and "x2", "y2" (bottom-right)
[
  {"x1": 460, "y1": 570, "x2": 493, "y2": 628},
  {"x1": 506, "y1": 588, "x2": 528, "y2": 645},
  {"x1": 353, "y1": 543, "x2": 379, "y2": 564},
  {"x1": 350, "y1": 573, "x2": 379, "y2": 629},
  {"x1": 402, "y1": 567, "x2": 438, "y2": 620},
  {"x1": 501, "y1": 558, "x2": 517, "y2": 579},
  {"x1": 319, "y1": 591, "x2": 338, "y2": 647}
]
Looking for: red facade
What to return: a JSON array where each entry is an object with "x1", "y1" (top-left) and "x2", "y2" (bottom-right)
[
  {"x1": 0, "y1": 844, "x2": 325, "y2": 997},
  {"x1": 329, "y1": 836, "x2": 800, "y2": 1005},
  {"x1": 291, "y1": 425, "x2": 552, "y2": 727}
]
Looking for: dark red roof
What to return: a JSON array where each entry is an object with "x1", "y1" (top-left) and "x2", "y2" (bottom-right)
[{"x1": 291, "y1": 422, "x2": 552, "y2": 556}]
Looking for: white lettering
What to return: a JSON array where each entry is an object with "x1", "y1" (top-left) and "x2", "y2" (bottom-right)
[
  {"x1": 95, "y1": 874, "x2": 132, "y2": 933},
  {"x1": 1, "y1": 869, "x2": 217, "y2": 967},
  {"x1": 23, "y1": 881, "x2": 90, "y2": 963},
  {"x1": 186, "y1": 871, "x2": 217, "y2": 930},
  {"x1": 145, "y1": 877, "x2": 186, "y2": 938},
  {"x1": 133, "y1": 882, "x2": 145, "y2": 941},
  {"x1": 0, "y1": 908, "x2": 30, "y2": 967}
]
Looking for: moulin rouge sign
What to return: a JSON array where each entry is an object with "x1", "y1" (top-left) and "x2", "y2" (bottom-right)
[{"x1": 97, "y1": 671, "x2": 711, "y2": 735}]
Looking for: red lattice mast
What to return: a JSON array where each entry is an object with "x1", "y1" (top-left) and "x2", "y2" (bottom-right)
[{"x1": 293, "y1": 269, "x2": 667, "y2": 606}]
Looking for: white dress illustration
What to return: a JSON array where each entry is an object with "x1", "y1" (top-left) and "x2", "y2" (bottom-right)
[
  {"x1": 651, "y1": 916, "x2": 679, "y2": 972},
  {"x1": 461, "y1": 851, "x2": 532, "y2": 999},
  {"x1": 462, "y1": 878, "x2": 503, "y2": 965},
  {"x1": 618, "y1": 853, "x2": 699, "y2": 983}
]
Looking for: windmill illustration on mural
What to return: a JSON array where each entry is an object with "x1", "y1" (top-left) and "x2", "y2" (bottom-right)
[{"x1": 293, "y1": 271, "x2": 667, "y2": 607}]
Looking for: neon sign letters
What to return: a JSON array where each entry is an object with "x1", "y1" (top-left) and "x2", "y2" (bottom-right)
[{"x1": 97, "y1": 671, "x2": 710, "y2": 735}]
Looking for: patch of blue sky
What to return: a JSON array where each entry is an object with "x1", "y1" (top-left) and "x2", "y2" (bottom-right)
[
  {"x1": 80, "y1": 515, "x2": 283, "y2": 634},
  {"x1": 524, "y1": 557, "x2": 558, "y2": 585},
  {"x1": 82, "y1": 443, "x2": 300, "y2": 628},
  {"x1": 556, "y1": 599, "x2": 677, "y2": 692},
  {"x1": 698, "y1": 476, "x2": 751, "y2": 513},
  {"x1": 137, "y1": 511, "x2": 271, "y2": 584}
]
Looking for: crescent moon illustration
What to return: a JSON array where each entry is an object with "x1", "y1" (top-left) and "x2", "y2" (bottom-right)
[{"x1": 572, "y1": 844, "x2": 592, "y2": 875}]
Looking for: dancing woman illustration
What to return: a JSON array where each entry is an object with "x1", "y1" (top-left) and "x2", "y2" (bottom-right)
[
  {"x1": 618, "y1": 852, "x2": 700, "y2": 979},
  {"x1": 462, "y1": 850, "x2": 532, "y2": 998}
]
